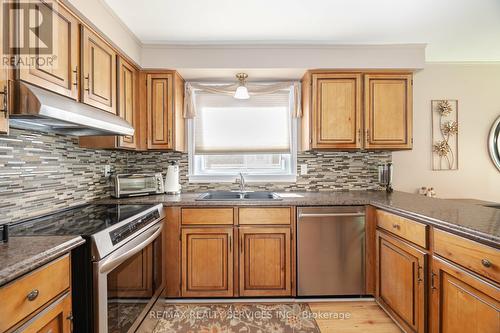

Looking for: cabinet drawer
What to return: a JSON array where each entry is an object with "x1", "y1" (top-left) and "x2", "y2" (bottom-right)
[
  {"x1": 239, "y1": 207, "x2": 291, "y2": 225},
  {"x1": 376, "y1": 210, "x2": 428, "y2": 248},
  {"x1": 0, "y1": 255, "x2": 70, "y2": 332},
  {"x1": 182, "y1": 208, "x2": 234, "y2": 225},
  {"x1": 434, "y1": 229, "x2": 500, "y2": 283}
]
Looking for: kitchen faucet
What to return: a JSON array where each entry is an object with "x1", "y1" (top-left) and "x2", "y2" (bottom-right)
[{"x1": 238, "y1": 172, "x2": 246, "y2": 192}]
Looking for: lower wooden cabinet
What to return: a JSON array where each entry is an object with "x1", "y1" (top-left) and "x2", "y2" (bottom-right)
[
  {"x1": 239, "y1": 227, "x2": 291, "y2": 297},
  {"x1": 376, "y1": 230, "x2": 426, "y2": 333},
  {"x1": 430, "y1": 256, "x2": 500, "y2": 333},
  {"x1": 17, "y1": 292, "x2": 73, "y2": 333},
  {"x1": 181, "y1": 227, "x2": 234, "y2": 297}
]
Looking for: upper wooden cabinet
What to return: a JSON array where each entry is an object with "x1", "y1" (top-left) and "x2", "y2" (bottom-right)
[
  {"x1": 145, "y1": 72, "x2": 185, "y2": 151},
  {"x1": 81, "y1": 26, "x2": 117, "y2": 114},
  {"x1": 117, "y1": 58, "x2": 137, "y2": 148},
  {"x1": 79, "y1": 57, "x2": 138, "y2": 150},
  {"x1": 301, "y1": 71, "x2": 413, "y2": 151},
  {"x1": 376, "y1": 230, "x2": 426, "y2": 333},
  {"x1": 364, "y1": 73, "x2": 413, "y2": 149},
  {"x1": 239, "y1": 227, "x2": 292, "y2": 297},
  {"x1": 310, "y1": 73, "x2": 362, "y2": 149},
  {"x1": 19, "y1": 1, "x2": 79, "y2": 100},
  {"x1": 430, "y1": 256, "x2": 500, "y2": 333}
]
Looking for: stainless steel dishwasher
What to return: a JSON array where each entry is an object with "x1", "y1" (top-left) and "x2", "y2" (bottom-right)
[{"x1": 297, "y1": 206, "x2": 365, "y2": 296}]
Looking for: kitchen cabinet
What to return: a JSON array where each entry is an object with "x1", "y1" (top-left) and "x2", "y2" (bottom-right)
[
  {"x1": 310, "y1": 73, "x2": 362, "y2": 149},
  {"x1": 364, "y1": 73, "x2": 413, "y2": 149},
  {"x1": 0, "y1": 255, "x2": 72, "y2": 332},
  {"x1": 239, "y1": 227, "x2": 291, "y2": 296},
  {"x1": 174, "y1": 207, "x2": 294, "y2": 298},
  {"x1": 146, "y1": 72, "x2": 185, "y2": 151},
  {"x1": 19, "y1": 1, "x2": 79, "y2": 100},
  {"x1": 81, "y1": 26, "x2": 117, "y2": 114},
  {"x1": 16, "y1": 292, "x2": 73, "y2": 333},
  {"x1": 181, "y1": 227, "x2": 234, "y2": 297},
  {"x1": 108, "y1": 245, "x2": 153, "y2": 298},
  {"x1": 430, "y1": 256, "x2": 500, "y2": 333},
  {"x1": 433, "y1": 228, "x2": 499, "y2": 283},
  {"x1": 79, "y1": 57, "x2": 138, "y2": 149},
  {"x1": 301, "y1": 71, "x2": 413, "y2": 151},
  {"x1": 0, "y1": 0, "x2": 9, "y2": 135},
  {"x1": 376, "y1": 230, "x2": 426, "y2": 333}
]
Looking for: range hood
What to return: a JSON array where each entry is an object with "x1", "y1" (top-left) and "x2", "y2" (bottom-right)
[{"x1": 9, "y1": 82, "x2": 134, "y2": 136}]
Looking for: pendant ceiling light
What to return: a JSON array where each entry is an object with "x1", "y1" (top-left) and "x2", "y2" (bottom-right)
[{"x1": 234, "y1": 73, "x2": 250, "y2": 99}]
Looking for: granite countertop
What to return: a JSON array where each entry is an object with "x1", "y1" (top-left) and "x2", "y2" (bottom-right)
[
  {"x1": 100, "y1": 191, "x2": 500, "y2": 247},
  {"x1": 0, "y1": 236, "x2": 85, "y2": 286}
]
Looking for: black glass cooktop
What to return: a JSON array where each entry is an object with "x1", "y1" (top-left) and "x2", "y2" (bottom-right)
[{"x1": 10, "y1": 204, "x2": 156, "y2": 237}]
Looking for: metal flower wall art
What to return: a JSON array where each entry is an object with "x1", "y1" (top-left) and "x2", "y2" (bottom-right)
[{"x1": 432, "y1": 100, "x2": 459, "y2": 170}]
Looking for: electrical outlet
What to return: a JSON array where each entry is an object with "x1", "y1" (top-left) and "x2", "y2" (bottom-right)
[
  {"x1": 300, "y1": 164, "x2": 308, "y2": 175},
  {"x1": 104, "y1": 165, "x2": 111, "y2": 178}
]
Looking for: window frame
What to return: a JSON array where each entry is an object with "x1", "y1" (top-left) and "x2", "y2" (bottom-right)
[{"x1": 187, "y1": 88, "x2": 298, "y2": 183}]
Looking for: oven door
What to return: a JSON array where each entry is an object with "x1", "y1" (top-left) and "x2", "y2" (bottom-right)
[{"x1": 94, "y1": 222, "x2": 163, "y2": 333}]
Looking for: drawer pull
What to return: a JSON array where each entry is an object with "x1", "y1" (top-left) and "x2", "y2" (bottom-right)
[
  {"x1": 392, "y1": 224, "x2": 401, "y2": 230},
  {"x1": 481, "y1": 259, "x2": 492, "y2": 268},
  {"x1": 26, "y1": 289, "x2": 39, "y2": 301}
]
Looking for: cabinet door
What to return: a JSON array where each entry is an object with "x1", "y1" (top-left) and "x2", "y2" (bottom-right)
[
  {"x1": 117, "y1": 57, "x2": 137, "y2": 149},
  {"x1": 19, "y1": 1, "x2": 79, "y2": 100},
  {"x1": 0, "y1": 0, "x2": 9, "y2": 134},
  {"x1": 81, "y1": 26, "x2": 116, "y2": 113},
  {"x1": 108, "y1": 245, "x2": 152, "y2": 298},
  {"x1": 147, "y1": 74, "x2": 173, "y2": 149},
  {"x1": 181, "y1": 227, "x2": 233, "y2": 297},
  {"x1": 364, "y1": 73, "x2": 413, "y2": 149},
  {"x1": 430, "y1": 257, "x2": 500, "y2": 333},
  {"x1": 376, "y1": 230, "x2": 426, "y2": 333},
  {"x1": 239, "y1": 227, "x2": 291, "y2": 297},
  {"x1": 312, "y1": 73, "x2": 362, "y2": 149},
  {"x1": 18, "y1": 292, "x2": 72, "y2": 333}
]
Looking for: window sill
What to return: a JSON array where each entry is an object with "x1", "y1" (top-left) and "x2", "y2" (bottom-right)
[{"x1": 188, "y1": 174, "x2": 297, "y2": 183}]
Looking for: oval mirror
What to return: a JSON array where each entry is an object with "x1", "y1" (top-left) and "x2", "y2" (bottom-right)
[{"x1": 489, "y1": 116, "x2": 500, "y2": 171}]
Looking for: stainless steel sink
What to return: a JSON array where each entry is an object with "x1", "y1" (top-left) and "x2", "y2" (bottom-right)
[{"x1": 196, "y1": 191, "x2": 282, "y2": 201}]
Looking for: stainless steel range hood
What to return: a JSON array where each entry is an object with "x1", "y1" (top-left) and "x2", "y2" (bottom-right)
[{"x1": 9, "y1": 82, "x2": 134, "y2": 136}]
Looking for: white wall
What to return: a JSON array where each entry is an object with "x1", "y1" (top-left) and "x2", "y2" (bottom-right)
[
  {"x1": 393, "y1": 63, "x2": 500, "y2": 202},
  {"x1": 64, "y1": 0, "x2": 142, "y2": 64}
]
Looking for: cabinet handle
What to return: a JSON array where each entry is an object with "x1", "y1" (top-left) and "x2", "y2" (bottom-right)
[
  {"x1": 229, "y1": 235, "x2": 232, "y2": 251},
  {"x1": 84, "y1": 75, "x2": 90, "y2": 92},
  {"x1": 0, "y1": 85, "x2": 8, "y2": 116},
  {"x1": 366, "y1": 129, "x2": 370, "y2": 142},
  {"x1": 26, "y1": 289, "x2": 39, "y2": 301},
  {"x1": 67, "y1": 312, "x2": 74, "y2": 333},
  {"x1": 240, "y1": 235, "x2": 243, "y2": 253},
  {"x1": 431, "y1": 272, "x2": 437, "y2": 290},
  {"x1": 357, "y1": 128, "x2": 361, "y2": 143},
  {"x1": 417, "y1": 265, "x2": 423, "y2": 283},
  {"x1": 72, "y1": 67, "x2": 78, "y2": 87},
  {"x1": 481, "y1": 259, "x2": 492, "y2": 268},
  {"x1": 392, "y1": 223, "x2": 400, "y2": 230}
]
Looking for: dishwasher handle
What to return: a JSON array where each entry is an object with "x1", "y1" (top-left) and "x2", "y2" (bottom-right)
[{"x1": 299, "y1": 212, "x2": 365, "y2": 219}]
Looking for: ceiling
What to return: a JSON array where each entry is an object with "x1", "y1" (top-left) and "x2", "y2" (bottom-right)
[{"x1": 104, "y1": 0, "x2": 500, "y2": 62}]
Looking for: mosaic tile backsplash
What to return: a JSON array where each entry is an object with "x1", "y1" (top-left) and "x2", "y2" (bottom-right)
[{"x1": 0, "y1": 129, "x2": 391, "y2": 224}]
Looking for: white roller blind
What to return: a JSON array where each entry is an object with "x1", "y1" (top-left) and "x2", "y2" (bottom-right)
[{"x1": 194, "y1": 91, "x2": 291, "y2": 154}]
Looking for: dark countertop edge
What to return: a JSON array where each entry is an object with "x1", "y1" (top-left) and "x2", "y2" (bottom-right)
[
  {"x1": 370, "y1": 202, "x2": 500, "y2": 248},
  {"x1": 0, "y1": 236, "x2": 85, "y2": 287}
]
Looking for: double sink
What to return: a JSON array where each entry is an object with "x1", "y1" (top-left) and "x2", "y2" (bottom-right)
[{"x1": 196, "y1": 191, "x2": 282, "y2": 201}]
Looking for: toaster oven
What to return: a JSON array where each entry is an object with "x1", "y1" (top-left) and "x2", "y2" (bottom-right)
[{"x1": 111, "y1": 174, "x2": 164, "y2": 198}]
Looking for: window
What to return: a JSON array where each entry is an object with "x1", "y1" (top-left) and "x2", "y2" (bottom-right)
[{"x1": 188, "y1": 87, "x2": 297, "y2": 182}]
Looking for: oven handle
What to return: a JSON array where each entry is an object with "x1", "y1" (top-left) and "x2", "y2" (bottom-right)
[{"x1": 99, "y1": 223, "x2": 163, "y2": 274}]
